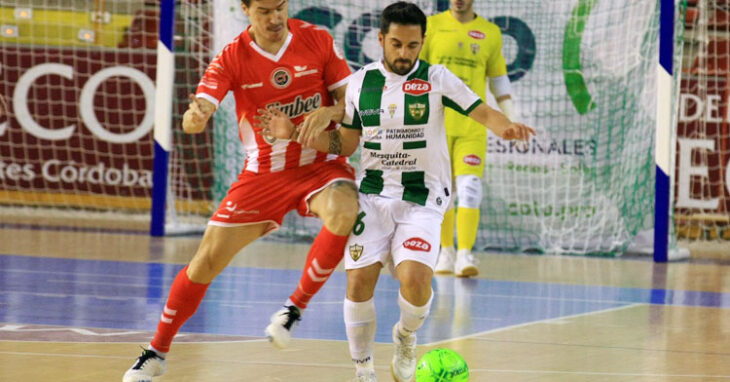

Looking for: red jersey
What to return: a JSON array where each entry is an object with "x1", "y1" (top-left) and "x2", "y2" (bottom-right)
[{"x1": 195, "y1": 19, "x2": 351, "y2": 174}]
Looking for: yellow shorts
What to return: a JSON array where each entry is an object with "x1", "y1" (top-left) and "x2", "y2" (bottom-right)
[
  {"x1": 448, "y1": 133, "x2": 486, "y2": 178},
  {"x1": 444, "y1": 108, "x2": 486, "y2": 178}
]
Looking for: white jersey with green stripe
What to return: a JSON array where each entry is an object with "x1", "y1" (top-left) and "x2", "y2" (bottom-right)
[{"x1": 341, "y1": 59, "x2": 483, "y2": 212}]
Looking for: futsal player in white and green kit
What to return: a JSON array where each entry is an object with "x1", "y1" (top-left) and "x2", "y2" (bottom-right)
[{"x1": 255, "y1": 2, "x2": 534, "y2": 380}]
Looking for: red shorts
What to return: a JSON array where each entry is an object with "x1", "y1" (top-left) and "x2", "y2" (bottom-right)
[{"x1": 209, "y1": 160, "x2": 356, "y2": 233}]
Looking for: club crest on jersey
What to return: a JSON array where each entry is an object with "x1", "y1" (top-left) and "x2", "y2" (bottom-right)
[
  {"x1": 271, "y1": 67, "x2": 292, "y2": 89},
  {"x1": 408, "y1": 103, "x2": 426, "y2": 120},
  {"x1": 403, "y1": 237, "x2": 431, "y2": 252},
  {"x1": 388, "y1": 103, "x2": 397, "y2": 118},
  {"x1": 349, "y1": 244, "x2": 363, "y2": 261},
  {"x1": 468, "y1": 30, "x2": 485, "y2": 40},
  {"x1": 470, "y1": 43, "x2": 480, "y2": 55},
  {"x1": 463, "y1": 154, "x2": 482, "y2": 166},
  {"x1": 402, "y1": 79, "x2": 431, "y2": 96}
]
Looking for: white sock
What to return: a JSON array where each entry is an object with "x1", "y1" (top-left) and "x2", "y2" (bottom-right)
[
  {"x1": 148, "y1": 345, "x2": 167, "y2": 359},
  {"x1": 396, "y1": 289, "x2": 433, "y2": 337},
  {"x1": 344, "y1": 297, "x2": 376, "y2": 370},
  {"x1": 284, "y1": 298, "x2": 299, "y2": 310}
]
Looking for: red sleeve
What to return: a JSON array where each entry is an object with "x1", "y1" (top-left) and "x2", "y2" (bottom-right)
[
  {"x1": 318, "y1": 31, "x2": 351, "y2": 91},
  {"x1": 195, "y1": 43, "x2": 237, "y2": 107}
]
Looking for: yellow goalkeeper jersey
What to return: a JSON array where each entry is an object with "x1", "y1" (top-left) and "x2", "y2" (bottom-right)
[{"x1": 420, "y1": 10, "x2": 507, "y2": 136}]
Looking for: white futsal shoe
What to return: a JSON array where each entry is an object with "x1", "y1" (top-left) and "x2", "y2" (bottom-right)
[
  {"x1": 454, "y1": 249, "x2": 479, "y2": 277},
  {"x1": 390, "y1": 324, "x2": 417, "y2": 382},
  {"x1": 351, "y1": 368, "x2": 377, "y2": 381},
  {"x1": 265, "y1": 305, "x2": 301, "y2": 349},
  {"x1": 435, "y1": 246, "x2": 456, "y2": 274},
  {"x1": 123, "y1": 348, "x2": 166, "y2": 382}
]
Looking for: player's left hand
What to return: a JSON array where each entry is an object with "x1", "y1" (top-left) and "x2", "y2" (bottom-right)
[
  {"x1": 255, "y1": 108, "x2": 297, "y2": 140},
  {"x1": 297, "y1": 107, "x2": 335, "y2": 146},
  {"x1": 502, "y1": 122, "x2": 536, "y2": 142}
]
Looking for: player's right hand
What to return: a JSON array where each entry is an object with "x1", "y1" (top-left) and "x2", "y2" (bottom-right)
[
  {"x1": 254, "y1": 108, "x2": 297, "y2": 140},
  {"x1": 182, "y1": 94, "x2": 213, "y2": 134}
]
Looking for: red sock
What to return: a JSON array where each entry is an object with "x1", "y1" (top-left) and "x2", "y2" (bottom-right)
[
  {"x1": 289, "y1": 226, "x2": 348, "y2": 309},
  {"x1": 150, "y1": 266, "x2": 209, "y2": 353}
]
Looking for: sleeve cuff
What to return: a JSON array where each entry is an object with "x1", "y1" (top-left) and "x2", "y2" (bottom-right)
[{"x1": 195, "y1": 93, "x2": 220, "y2": 108}]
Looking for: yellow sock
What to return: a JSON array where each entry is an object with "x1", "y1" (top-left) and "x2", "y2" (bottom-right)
[
  {"x1": 440, "y1": 208, "x2": 455, "y2": 248},
  {"x1": 456, "y1": 207, "x2": 480, "y2": 251}
]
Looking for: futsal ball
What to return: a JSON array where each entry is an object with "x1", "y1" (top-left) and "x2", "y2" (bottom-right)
[{"x1": 415, "y1": 348, "x2": 469, "y2": 382}]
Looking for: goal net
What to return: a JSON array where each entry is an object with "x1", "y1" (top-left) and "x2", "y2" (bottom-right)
[{"x1": 2, "y1": 0, "x2": 706, "y2": 258}]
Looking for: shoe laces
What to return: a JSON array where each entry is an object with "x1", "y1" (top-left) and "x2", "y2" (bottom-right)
[
  {"x1": 395, "y1": 334, "x2": 416, "y2": 364},
  {"x1": 280, "y1": 305, "x2": 301, "y2": 330},
  {"x1": 132, "y1": 348, "x2": 162, "y2": 370}
]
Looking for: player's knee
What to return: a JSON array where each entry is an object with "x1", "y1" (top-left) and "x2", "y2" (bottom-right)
[
  {"x1": 346, "y1": 270, "x2": 377, "y2": 301},
  {"x1": 456, "y1": 174, "x2": 482, "y2": 209},
  {"x1": 320, "y1": 183, "x2": 359, "y2": 235},
  {"x1": 398, "y1": 272, "x2": 432, "y2": 304}
]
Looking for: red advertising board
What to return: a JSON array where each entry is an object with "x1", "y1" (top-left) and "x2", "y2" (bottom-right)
[
  {"x1": 675, "y1": 74, "x2": 730, "y2": 220},
  {"x1": 0, "y1": 47, "x2": 157, "y2": 204}
]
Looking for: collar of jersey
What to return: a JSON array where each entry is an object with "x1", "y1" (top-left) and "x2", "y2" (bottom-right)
[
  {"x1": 246, "y1": 31, "x2": 293, "y2": 62},
  {"x1": 376, "y1": 59, "x2": 421, "y2": 79}
]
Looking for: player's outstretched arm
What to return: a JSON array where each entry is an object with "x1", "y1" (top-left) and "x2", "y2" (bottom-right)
[
  {"x1": 182, "y1": 94, "x2": 216, "y2": 134},
  {"x1": 255, "y1": 107, "x2": 360, "y2": 156},
  {"x1": 468, "y1": 102, "x2": 535, "y2": 141}
]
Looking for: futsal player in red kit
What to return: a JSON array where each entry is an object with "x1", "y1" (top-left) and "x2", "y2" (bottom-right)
[{"x1": 123, "y1": 0, "x2": 357, "y2": 380}]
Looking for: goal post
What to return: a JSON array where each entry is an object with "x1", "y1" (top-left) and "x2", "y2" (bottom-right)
[
  {"x1": 655, "y1": 0, "x2": 676, "y2": 262},
  {"x1": 150, "y1": 0, "x2": 176, "y2": 237}
]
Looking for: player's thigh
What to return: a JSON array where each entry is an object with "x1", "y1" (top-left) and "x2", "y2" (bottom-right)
[
  {"x1": 308, "y1": 179, "x2": 359, "y2": 235},
  {"x1": 188, "y1": 222, "x2": 269, "y2": 283},
  {"x1": 452, "y1": 134, "x2": 486, "y2": 178},
  {"x1": 391, "y1": 204, "x2": 443, "y2": 270},
  {"x1": 345, "y1": 194, "x2": 394, "y2": 271}
]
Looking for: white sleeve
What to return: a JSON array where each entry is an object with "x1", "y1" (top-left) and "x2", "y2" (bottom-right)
[
  {"x1": 341, "y1": 74, "x2": 361, "y2": 130},
  {"x1": 488, "y1": 74, "x2": 512, "y2": 99},
  {"x1": 436, "y1": 65, "x2": 482, "y2": 116}
]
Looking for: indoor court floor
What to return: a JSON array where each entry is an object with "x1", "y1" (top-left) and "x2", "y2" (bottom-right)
[{"x1": 1, "y1": 224, "x2": 730, "y2": 381}]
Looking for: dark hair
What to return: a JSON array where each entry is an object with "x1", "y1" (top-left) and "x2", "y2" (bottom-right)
[{"x1": 380, "y1": 1, "x2": 427, "y2": 36}]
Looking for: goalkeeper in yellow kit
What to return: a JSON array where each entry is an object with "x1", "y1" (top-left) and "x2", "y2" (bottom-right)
[{"x1": 420, "y1": 0, "x2": 515, "y2": 277}]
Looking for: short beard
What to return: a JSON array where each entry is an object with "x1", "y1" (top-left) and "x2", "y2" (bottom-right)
[{"x1": 385, "y1": 59, "x2": 413, "y2": 75}]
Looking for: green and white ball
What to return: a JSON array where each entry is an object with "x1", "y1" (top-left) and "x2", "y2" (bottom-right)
[{"x1": 415, "y1": 348, "x2": 469, "y2": 382}]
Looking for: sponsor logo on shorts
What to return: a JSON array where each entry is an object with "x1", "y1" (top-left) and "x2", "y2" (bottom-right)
[
  {"x1": 463, "y1": 154, "x2": 482, "y2": 166},
  {"x1": 349, "y1": 244, "x2": 363, "y2": 261},
  {"x1": 402, "y1": 79, "x2": 431, "y2": 96},
  {"x1": 468, "y1": 30, "x2": 485, "y2": 40},
  {"x1": 403, "y1": 237, "x2": 431, "y2": 252}
]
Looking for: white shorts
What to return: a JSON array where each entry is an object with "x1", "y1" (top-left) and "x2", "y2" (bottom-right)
[{"x1": 345, "y1": 193, "x2": 444, "y2": 271}]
